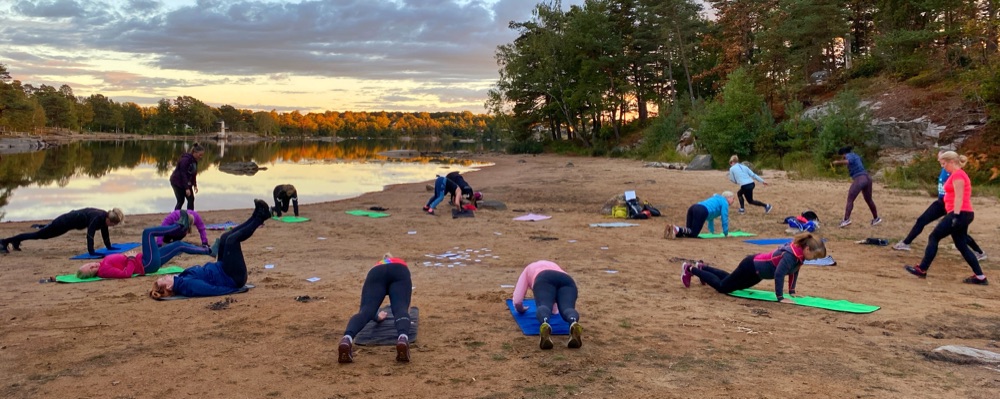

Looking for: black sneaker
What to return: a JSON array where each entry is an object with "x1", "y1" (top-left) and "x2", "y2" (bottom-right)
[
  {"x1": 253, "y1": 199, "x2": 271, "y2": 221},
  {"x1": 0, "y1": 239, "x2": 8, "y2": 254},
  {"x1": 963, "y1": 276, "x2": 989, "y2": 285},
  {"x1": 396, "y1": 335, "x2": 411, "y2": 362},
  {"x1": 904, "y1": 265, "x2": 927, "y2": 278},
  {"x1": 338, "y1": 336, "x2": 354, "y2": 363}
]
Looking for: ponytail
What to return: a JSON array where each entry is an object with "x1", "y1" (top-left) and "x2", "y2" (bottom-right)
[
  {"x1": 939, "y1": 151, "x2": 968, "y2": 168},
  {"x1": 793, "y1": 232, "x2": 826, "y2": 258},
  {"x1": 190, "y1": 142, "x2": 204, "y2": 154}
]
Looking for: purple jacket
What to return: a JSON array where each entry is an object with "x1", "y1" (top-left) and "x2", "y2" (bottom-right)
[
  {"x1": 169, "y1": 153, "x2": 198, "y2": 189},
  {"x1": 158, "y1": 210, "x2": 208, "y2": 246}
]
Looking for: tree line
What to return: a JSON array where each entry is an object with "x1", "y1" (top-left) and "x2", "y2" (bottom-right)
[{"x1": 0, "y1": 64, "x2": 494, "y2": 139}]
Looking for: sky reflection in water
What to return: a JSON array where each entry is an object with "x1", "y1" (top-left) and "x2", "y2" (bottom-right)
[{"x1": 2, "y1": 160, "x2": 482, "y2": 222}]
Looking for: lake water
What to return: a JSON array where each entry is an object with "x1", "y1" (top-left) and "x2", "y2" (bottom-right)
[{"x1": 0, "y1": 139, "x2": 490, "y2": 222}]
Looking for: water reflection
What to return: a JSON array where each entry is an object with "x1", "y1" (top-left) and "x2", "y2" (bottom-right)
[{"x1": 0, "y1": 140, "x2": 490, "y2": 222}]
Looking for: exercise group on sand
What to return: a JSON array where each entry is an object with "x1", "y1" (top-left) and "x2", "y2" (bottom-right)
[{"x1": 0, "y1": 145, "x2": 989, "y2": 363}]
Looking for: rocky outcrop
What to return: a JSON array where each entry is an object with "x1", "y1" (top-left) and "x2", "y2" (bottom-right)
[
  {"x1": 219, "y1": 161, "x2": 267, "y2": 176},
  {"x1": 686, "y1": 154, "x2": 713, "y2": 170},
  {"x1": 0, "y1": 138, "x2": 51, "y2": 154}
]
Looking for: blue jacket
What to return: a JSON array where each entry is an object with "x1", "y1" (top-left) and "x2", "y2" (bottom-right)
[
  {"x1": 728, "y1": 163, "x2": 765, "y2": 186},
  {"x1": 172, "y1": 262, "x2": 240, "y2": 297},
  {"x1": 697, "y1": 194, "x2": 730, "y2": 236}
]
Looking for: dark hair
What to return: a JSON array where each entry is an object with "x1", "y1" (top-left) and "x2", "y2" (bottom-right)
[
  {"x1": 837, "y1": 146, "x2": 853, "y2": 155},
  {"x1": 801, "y1": 211, "x2": 819, "y2": 221},
  {"x1": 190, "y1": 143, "x2": 205, "y2": 154}
]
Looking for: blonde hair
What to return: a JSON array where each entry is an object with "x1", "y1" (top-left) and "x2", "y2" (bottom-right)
[
  {"x1": 108, "y1": 208, "x2": 124, "y2": 224},
  {"x1": 729, "y1": 155, "x2": 739, "y2": 164},
  {"x1": 720, "y1": 191, "x2": 735, "y2": 199},
  {"x1": 793, "y1": 232, "x2": 827, "y2": 258},
  {"x1": 149, "y1": 282, "x2": 173, "y2": 299},
  {"x1": 284, "y1": 185, "x2": 297, "y2": 197},
  {"x1": 939, "y1": 151, "x2": 968, "y2": 167},
  {"x1": 77, "y1": 263, "x2": 98, "y2": 279}
]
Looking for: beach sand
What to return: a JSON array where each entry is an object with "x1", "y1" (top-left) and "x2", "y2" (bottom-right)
[{"x1": 1, "y1": 154, "x2": 999, "y2": 398}]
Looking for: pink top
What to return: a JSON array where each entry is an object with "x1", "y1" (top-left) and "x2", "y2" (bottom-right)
[
  {"x1": 512, "y1": 260, "x2": 566, "y2": 313},
  {"x1": 944, "y1": 169, "x2": 973, "y2": 213},
  {"x1": 96, "y1": 253, "x2": 145, "y2": 279}
]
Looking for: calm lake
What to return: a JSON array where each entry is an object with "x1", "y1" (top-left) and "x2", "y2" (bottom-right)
[{"x1": 0, "y1": 139, "x2": 491, "y2": 222}]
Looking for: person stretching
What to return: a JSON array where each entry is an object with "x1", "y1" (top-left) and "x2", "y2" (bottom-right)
[
  {"x1": 831, "y1": 146, "x2": 881, "y2": 227},
  {"x1": 728, "y1": 155, "x2": 772, "y2": 214},
  {"x1": 893, "y1": 151, "x2": 986, "y2": 260},
  {"x1": 681, "y1": 232, "x2": 827, "y2": 303},
  {"x1": 169, "y1": 143, "x2": 204, "y2": 211},
  {"x1": 76, "y1": 223, "x2": 212, "y2": 279},
  {"x1": 665, "y1": 192, "x2": 735, "y2": 239},
  {"x1": 904, "y1": 151, "x2": 988, "y2": 285},
  {"x1": 338, "y1": 254, "x2": 413, "y2": 363},
  {"x1": 2, "y1": 208, "x2": 124, "y2": 257},
  {"x1": 272, "y1": 184, "x2": 299, "y2": 217},
  {"x1": 423, "y1": 171, "x2": 482, "y2": 215},
  {"x1": 512, "y1": 260, "x2": 583, "y2": 350},
  {"x1": 157, "y1": 209, "x2": 209, "y2": 248},
  {"x1": 148, "y1": 199, "x2": 271, "y2": 299}
]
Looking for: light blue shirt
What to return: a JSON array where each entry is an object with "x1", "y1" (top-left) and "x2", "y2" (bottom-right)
[{"x1": 728, "y1": 163, "x2": 765, "y2": 186}]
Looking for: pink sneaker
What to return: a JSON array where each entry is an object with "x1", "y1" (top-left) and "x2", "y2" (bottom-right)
[{"x1": 681, "y1": 262, "x2": 693, "y2": 288}]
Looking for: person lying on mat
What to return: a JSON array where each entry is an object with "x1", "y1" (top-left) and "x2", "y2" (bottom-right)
[
  {"x1": 77, "y1": 222, "x2": 212, "y2": 279},
  {"x1": 338, "y1": 254, "x2": 413, "y2": 363},
  {"x1": 423, "y1": 171, "x2": 482, "y2": 215},
  {"x1": 157, "y1": 209, "x2": 209, "y2": 248},
  {"x1": 272, "y1": 184, "x2": 300, "y2": 217},
  {"x1": 680, "y1": 232, "x2": 826, "y2": 303},
  {"x1": 664, "y1": 191, "x2": 735, "y2": 239},
  {"x1": 2, "y1": 208, "x2": 124, "y2": 257},
  {"x1": 149, "y1": 199, "x2": 270, "y2": 299},
  {"x1": 512, "y1": 260, "x2": 583, "y2": 350}
]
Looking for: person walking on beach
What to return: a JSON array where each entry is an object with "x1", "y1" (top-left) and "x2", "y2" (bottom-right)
[
  {"x1": 727, "y1": 155, "x2": 772, "y2": 215},
  {"x1": 170, "y1": 143, "x2": 204, "y2": 211},
  {"x1": 1, "y1": 208, "x2": 124, "y2": 257},
  {"x1": 665, "y1": 192, "x2": 735, "y2": 239},
  {"x1": 831, "y1": 146, "x2": 881, "y2": 227},
  {"x1": 512, "y1": 260, "x2": 583, "y2": 350},
  {"x1": 903, "y1": 151, "x2": 988, "y2": 285}
]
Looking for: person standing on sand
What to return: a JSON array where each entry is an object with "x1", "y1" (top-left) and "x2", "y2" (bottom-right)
[
  {"x1": 727, "y1": 155, "x2": 772, "y2": 215},
  {"x1": 903, "y1": 151, "x2": 988, "y2": 285},
  {"x1": 170, "y1": 143, "x2": 204, "y2": 211},
  {"x1": 337, "y1": 254, "x2": 414, "y2": 363},
  {"x1": 512, "y1": 260, "x2": 583, "y2": 350},
  {"x1": 831, "y1": 146, "x2": 881, "y2": 228}
]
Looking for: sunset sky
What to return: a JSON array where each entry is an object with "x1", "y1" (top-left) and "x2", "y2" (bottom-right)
[{"x1": 0, "y1": 0, "x2": 600, "y2": 113}]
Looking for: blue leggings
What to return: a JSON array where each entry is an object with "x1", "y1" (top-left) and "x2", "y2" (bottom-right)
[
  {"x1": 344, "y1": 263, "x2": 413, "y2": 337},
  {"x1": 690, "y1": 256, "x2": 762, "y2": 294},
  {"x1": 533, "y1": 270, "x2": 580, "y2": 324},
  {"x1": 140, "y1": 225, "x2": 209, "y2": 273},
  {"x1": 425, "y1": 176, "x2": 448, "y2": 209}
]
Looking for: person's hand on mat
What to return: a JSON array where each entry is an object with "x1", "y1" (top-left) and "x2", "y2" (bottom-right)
[
  {"x1": 779, "y1": 297, "x2": 796, "y2": 304},
  {"x1": 376, "y1": 310, "x2": 389, "y2": 322},
  {"x1": 515, "y1": 303, "x2": 527, "y2": 313}
]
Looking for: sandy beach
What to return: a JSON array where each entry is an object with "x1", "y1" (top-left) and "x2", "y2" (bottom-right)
[{"x1": 1, "y1": 153, "x2": 999, "y2": 398}]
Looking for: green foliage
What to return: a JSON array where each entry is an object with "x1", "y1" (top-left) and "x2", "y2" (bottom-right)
[
  {"x1": 847, "y1": 56, "x2": 885, "y2": 79},
  {"x1": 506, "y1": 140, "x2": 543, "y2": 154},
  {"x1": 696, "y1": 68, "x2": 773, "y2": 164},
  {"x1": 813, "y1": 90, "x2": 878, "y2": 168},
  {"x1": 639, "y1": 106, "x2": 686, "y2": 159}
]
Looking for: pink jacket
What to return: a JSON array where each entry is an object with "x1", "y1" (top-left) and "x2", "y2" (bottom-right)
[
  {"x1": 96, "y1": 253, "x2": 145, "y2": 278},
  {"x1": 512, "y1": 260, "x2": 566, "y2": 313}
]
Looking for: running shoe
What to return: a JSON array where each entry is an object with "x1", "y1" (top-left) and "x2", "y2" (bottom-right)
[
  {"x1": 963, "y1": 276, "x2": 989, "y2": 285},
  {"x1": 568, "y1": 321, "x2": 583, "y2": 349},
  {"x1": 904, "y1": 265, "x2": 927, "y2": 278},
  {"x1": 871, "y1": 217, "x2": 883, "y2": 226},
  {"x1": 396, "y1": 335, "x2": 411, "y2": 362},
  {"x1": 681, "y1": 262, "x2": 693, "y2": 288},
  {"x1": 839, "y1": 219, "x2": 852, "y2": 228},
  {"x1": 765, "y1": 204, "x2": 773, "y2": 214},
  {"x1": 539, "y1": 322, "x2": 554, "y2": 350},
  {"x1": 695, "y1": 260, "x2": 708, "y2": 285},
  {"x1": 976, "y1": 252, "x2": 987, "y2": 261},
  {"x1": 664, "y1": 224, "x2": 677, "y2": 239},
  {"x1": 892, "y1": 242, "x2": 911, "y2": 251},
  {"x1": 253, "y1": 199, "x2": 271, "y2": 222},
  {"x1": 337, "y1": 336, "x2": 354, "y2": 363},
  {"x1": 738, "y1": 208, "x2": 745, "y2": 214}
]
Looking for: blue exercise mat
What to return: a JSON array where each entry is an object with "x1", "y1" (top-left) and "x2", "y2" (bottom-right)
[
  {"x1": 69, "y1": 242, "x2": 141, "y2": 260},
  {"x1": 743, "y1": 238, "x2": 793, "y2": 245},
  {"x1": 505, "y1": 298, "x2": 571, "y2": 335}
]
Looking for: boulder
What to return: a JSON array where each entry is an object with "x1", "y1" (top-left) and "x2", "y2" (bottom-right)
[
  {"x1": 219, "y1": 162, "x2": 266, "y2": 176},
  {"x1": 686, "y1": 154, "x2": 713, "y2": 170}
]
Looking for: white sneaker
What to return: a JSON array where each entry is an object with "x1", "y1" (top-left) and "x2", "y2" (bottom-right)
[
  {"x1": 977, "y1": 252, "x2": 988, "y2": 261},
  {"x1": 764, "y1": 204, "x2": 773, "y2": 214},
  {"x1": 892, "y1": 242, "x2": 911, "y2": 251},
  {"x1": 871, "y1": 217, "x2": 883, "y2": 226},
  {"x1": 839, "y1": 219, "x2": 852, "y2": 228}
]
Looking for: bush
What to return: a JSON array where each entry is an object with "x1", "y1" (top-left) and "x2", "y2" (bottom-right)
[
  {"x1": 814, "y1": 90, "x2": 878, "y2": 168},
  {"x1": 696, "y1": 68, "x2": 772, "y2": 163},
  {"x1": 638, "y1": 106, "x2": 686, "y2": 159},
  {"x1": 506, "y1": 141, "x2": 543, "y2": 154}
]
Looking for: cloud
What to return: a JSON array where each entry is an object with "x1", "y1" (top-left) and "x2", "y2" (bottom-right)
[{"x1": 12, "y1": 0, "x2": 87, "y2": 18}]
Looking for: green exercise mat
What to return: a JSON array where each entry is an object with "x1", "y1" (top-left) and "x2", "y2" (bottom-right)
[
  {"x1": 345, "y1": 209, "x2": 390, "y2": 218},
  {"x1": 727, "y1": 288, "x2": 880, "y2": 313},
  {"x1": 698, "y1": 231, "x2": 757, "y2": 239},
  {"x1": 55, "y1": 266, "x2": 185, "y2": 283},
  {"x1": 272, "y1": 215, "x2": 310, "y2": 223}
]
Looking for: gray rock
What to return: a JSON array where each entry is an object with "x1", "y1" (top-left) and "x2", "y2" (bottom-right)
[
  {"x1": 219, "y1": 161, "x2": 266, "y2": 176},
  {"x1": 686, "y1": 154, "x2": 713, "y2": 170}
]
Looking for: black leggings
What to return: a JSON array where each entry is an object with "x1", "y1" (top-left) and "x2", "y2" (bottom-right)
[
  {"x1": 5, "y1": 213, "x2": 76, "y2": 244},
  {"x1": 172, "y1": 184, "x2": 195, "y2": 211},
  {"x1": 902, "y1": 199, "x2": 982, "y2": 252},
  {"x1": 344, "y1": 263, "x2": 413, "y2": 337},
  {"x1": 678, "y1": 204, "x2": 709, "y2": 238},
  {"x1": 215, "y1": 213, "x2": 263, "y2": 287},
  {"x1": 844, "y1": 174, "x2": 877, "y2": 220},
  {"x1": 737, "y1": 183, "x2": 766, "y2": 209},
  {"x1": 690, "y1": 256, "x2": 762, "y2": 294},
  {"x1": 533, "y1": 270, "x2": 580, "y2": 324},
  {"x1": 919, "y1": 212, "x2": 983, "y2": 275}
]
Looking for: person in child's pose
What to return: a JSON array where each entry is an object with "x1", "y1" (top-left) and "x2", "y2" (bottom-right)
[
  {"x1": 681, "y1": 232, "x2": 827, "y2": 303},
  {"x1": 831, "y1": 146, "x2": 881, "y2": 227},
  {"x1": 423, "y1": 171, "x2": 482, "y2": 215},
  {"x1": 512, "y1": 260, "x2": 583, "y2": 350},
  {"x1": 893, "y1": 151, "x2": 986, "y2": 260},
  {"x1": 727, "y1": 155, "x2": 772, "y2": 214},
  {"x1": 157, "y1": 209, "x2": 209, "y2": 248},
  {"x1": 338, "y1": 254, "x2": 414, "y2": 363},
  {"x1": 664, "y1": 192, "x2": 735, "y2": 239},
  {"x1": 76, "y1": 223, "x2": 212, "y2": 279},
  {"x1": 904, "y1": 151, "x2": 989, "y2": 285},
  {"x1": 272, "y1": 184, "x2": 299, "y2": 217},
  {"x1": 2, "y1": 208, "x2": 124, "y2": 257},
  {"x1": 148, "y1": 199, "x2": 271, "y2": 299}
]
